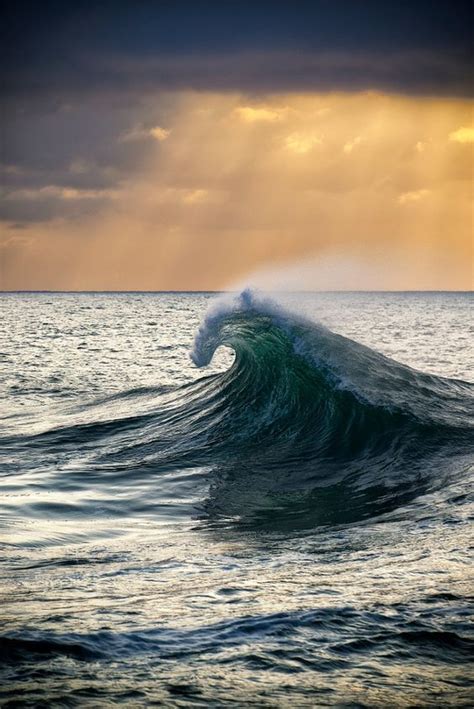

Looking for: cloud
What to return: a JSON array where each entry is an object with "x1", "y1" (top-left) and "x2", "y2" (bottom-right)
[
  {"x1": 0, "y1": 184, "x2": 119, "y2": 223},
  {"x1": 4, "y1": 186, "x2": 118, "y2": 201},
  {"x1": 398, "y1": 189, "x2": 430, "y2": 204},
  {"x1": 1, "y1": 99, "x2": 157, "y2": 196},
  {"x1": 343, "y1": 136, "x2": 363, "y2": 154},
  {"x1": 55, "y1": 49, "x2": 474, "y2": 98},
  {"x1": 182, "y1": 189, "x2": 211, "y2": 205},
  {"x1": 3, "y1": 2, "x2": 472, "y2": 98},
  {"x1": 448, "y1": 126, "x2": 474, "y2": 143},
  {"x1": 149, "y1": 126, "x2": 171, "y2": 141},
  {"x1": 69, "y1": 159, "x2": 93, "y2": 174},
  {"x1": 120, "y1": 124, "x2": 170, "y2": 142},
  {"x1": 284, "y1": 132, "x2": 323, "y2": 154},
  {"x1": 234, "y1": 106, "x2": 289, "y2": 123}
]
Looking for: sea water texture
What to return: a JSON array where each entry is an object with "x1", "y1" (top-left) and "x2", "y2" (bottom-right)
[{"x1": 0, "y1": 290, "x2": 473, "y2": 707}]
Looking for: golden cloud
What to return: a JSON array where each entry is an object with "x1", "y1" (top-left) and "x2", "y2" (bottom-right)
[
  {"x1": 398, "y1": 189, "x2": 430, "y2": 205},
  {"x1": 149, "y1": 126, "x2": 171, "y2": 141},
  {"x1": 448, "y1": 126, "x2": 474, "y2": 144},
  {"x1": 284, "y1": 131, "x2": 323, "y2": 154},
  {"x1": 234, "y1": 106, "x2": 289, "y2": 123},
  {"x1": 343, "y1": 136, "x2": 363, "y2": 154}
]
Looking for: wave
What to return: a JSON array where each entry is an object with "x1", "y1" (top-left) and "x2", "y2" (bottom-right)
[
  {"x1": 2, "y1": 604, "x2": 472, "y2": 665},
  {"x1": 192, "y1": 289, "x2": 473, "y2": 423},
  {"x1": 182, "y1": 290, "x2": 473, "y2": 526},
  {"x1": 189, "y1": 290, "x2": 473, "y2": 450}
]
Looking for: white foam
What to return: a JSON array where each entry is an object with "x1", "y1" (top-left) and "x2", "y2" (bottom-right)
[{"x1": 189, "y1": 289, "x2": 298, "y2": 367}]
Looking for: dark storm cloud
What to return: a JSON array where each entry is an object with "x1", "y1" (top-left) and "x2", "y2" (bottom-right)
[
  {"x1": 1, "y1": 0, "x2": 472, "y2": 227},
  {"x1": 0, "y1": 188, "x2": 116, "y2": 224},
  {"x1": 2, "y1": 98, "x2": 162, "y2": 186},
  {"x1": 2, "y1": 0, "x2": 473, "y2": 97},
  {"x1": 0, "y1": 96, "x2": 174, "y2": 223}
]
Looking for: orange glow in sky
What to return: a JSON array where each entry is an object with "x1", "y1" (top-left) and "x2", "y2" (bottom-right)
[{"x1": 1, "y1": 91, "x2": 472, "y2": 290}]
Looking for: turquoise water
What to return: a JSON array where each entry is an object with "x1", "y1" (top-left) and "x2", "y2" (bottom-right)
[{"x1": 1, "y1": 291, "x2": 473, "y2": 706}]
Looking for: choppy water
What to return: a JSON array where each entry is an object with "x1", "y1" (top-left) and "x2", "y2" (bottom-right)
[{"x1": 1, "y1": 291, "x2": 473, "y2": 707}]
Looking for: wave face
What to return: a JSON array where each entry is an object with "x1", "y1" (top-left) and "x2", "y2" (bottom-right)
[{"x1": 182, "y1": 290, "x2": 473, "y2": 527}]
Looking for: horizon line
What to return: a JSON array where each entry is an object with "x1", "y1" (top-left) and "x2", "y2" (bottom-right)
[{"x1": 1, "y1": 289, "x2": 472, "y2": 295}]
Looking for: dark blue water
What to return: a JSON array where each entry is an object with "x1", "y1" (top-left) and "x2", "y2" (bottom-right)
[{"x1": 1, "y1": 291, "x2": 473, "y2": 707}]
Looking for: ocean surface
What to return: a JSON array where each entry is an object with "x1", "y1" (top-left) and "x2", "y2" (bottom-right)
[{"x1": 0, "y1": 290, "x2": 473, "y2": 707}]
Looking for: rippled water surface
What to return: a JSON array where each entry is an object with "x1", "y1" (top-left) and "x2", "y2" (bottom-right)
[{"x1": 1, "y1": 291, "x2": 473, "y2": 707}]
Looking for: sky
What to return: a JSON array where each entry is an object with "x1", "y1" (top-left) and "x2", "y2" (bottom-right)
[{"x1": 1, "y1": 0, "x2": 473, "y2": 290}]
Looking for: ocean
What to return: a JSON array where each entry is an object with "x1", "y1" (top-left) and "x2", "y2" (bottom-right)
[{"x1": 0, "y1": 290, "x2": 473, "y2": 707}]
